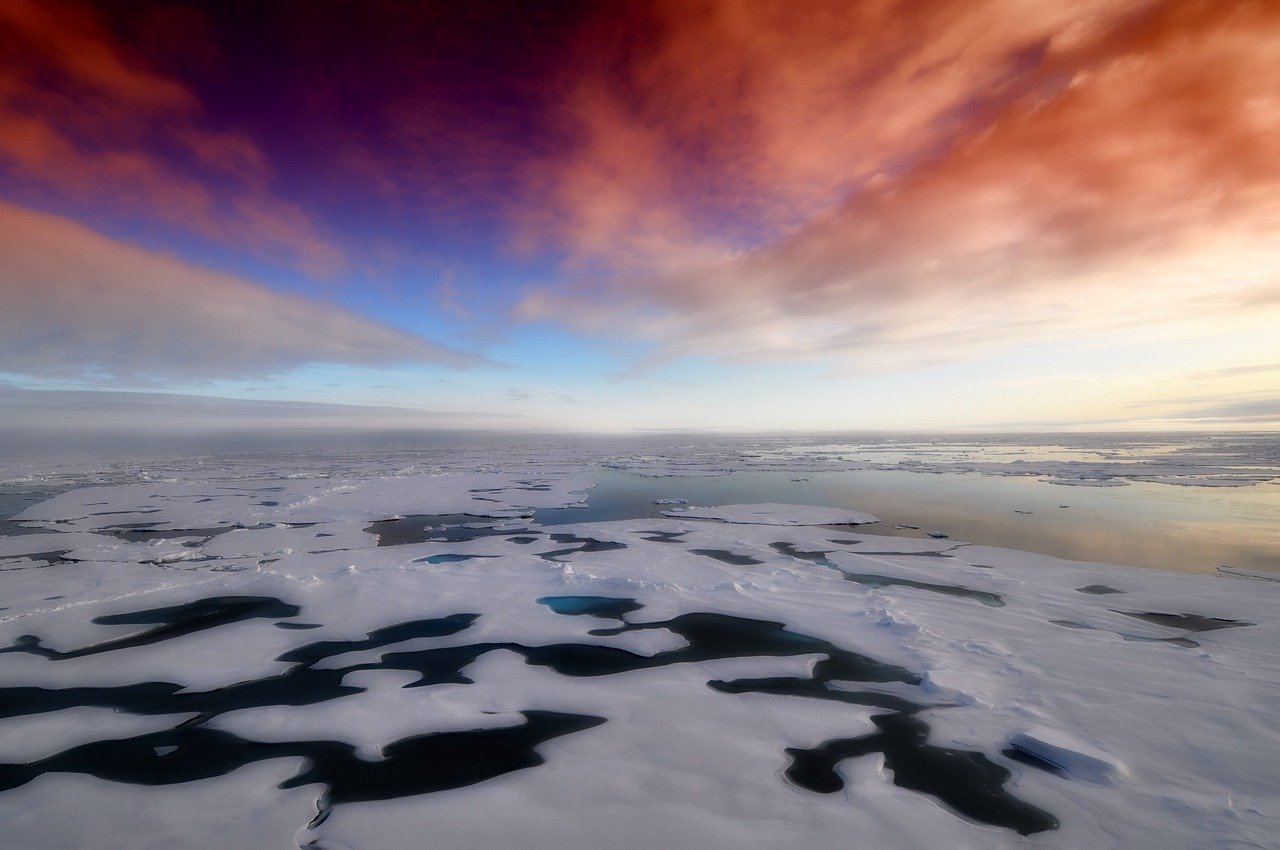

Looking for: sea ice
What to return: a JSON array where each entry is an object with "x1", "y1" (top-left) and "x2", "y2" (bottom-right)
[{"x1": 0, "y1": 462, "x2": 1277, "y2": 849}]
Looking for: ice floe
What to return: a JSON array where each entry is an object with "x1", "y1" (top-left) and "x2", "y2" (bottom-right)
[{"x1": 0, "y1": 462, "x2": 1277, "y2": 849}]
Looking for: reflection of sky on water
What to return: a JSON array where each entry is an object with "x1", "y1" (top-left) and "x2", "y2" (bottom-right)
[
  {"x1": 537, "y1": 468, "x2": 1280, "y2": 574},
  {"x1": 787, "y1": 444, "x2": 1124, "y2": 464},
  {"x1": 782, "y1": 433, "x2": 1279, "y2": 469}
]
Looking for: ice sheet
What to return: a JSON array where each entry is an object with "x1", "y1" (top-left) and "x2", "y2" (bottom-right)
[{"x1": 1, "y1": 463, "x2": 1277, "y2": 848}]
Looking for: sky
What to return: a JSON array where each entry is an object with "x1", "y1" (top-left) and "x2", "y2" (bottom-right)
[{"x1": 1, "y1": 0, "x2": 1278, "y2": 434}]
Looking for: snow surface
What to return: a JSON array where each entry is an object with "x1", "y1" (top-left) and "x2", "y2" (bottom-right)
[{"x1": 0, "y1": 463, "x2": 1277, "y2": 849}]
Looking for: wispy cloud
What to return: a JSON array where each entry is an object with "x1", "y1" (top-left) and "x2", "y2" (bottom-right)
[
  {"x1": 997, "y1": 374, "x2": 1095, "y2": 390},
  {"x1": 0, "y1": 201, "x2": 491, "y2": 381},
  {"x1": 1174, "y1": 362, "x2": 1280, "y2": 382},
  {"x1": 517, "y1": 0, "x2": 1280, "y2": 371},
  {"x1": 0, "y1": 385, "x2": 526, "y2": 437},
  {"x1": 1167, "y1": 397, "x2": 1280, "y2": 423},
  {"x1": 503, "y1": 387, "x2": 578, "y2": 404},
  {"x1": 0, "y1": 0, "x2": 339, "y2": 273}
]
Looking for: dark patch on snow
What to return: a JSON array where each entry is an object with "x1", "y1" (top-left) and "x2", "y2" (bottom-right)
[
  {"x1": 412, "y1": 554, "x2": 497, "y2": 564},
  {"x1": 376, "y1": 611, "x2": 920, "y2": 686},
  {"x1": 89, "y1": 509, "x2": 162, "y2": 517},
  {"x1": 1116, "y1": 611, "x2": 1252, "y2": 632},
  {"x1": 102, "y1": 525, "x2": 250, "y2": 543},
  {"x1": 1049, "y1": 620, "x2": 1200, "y2": 648},
  {"x1": 704, "y1": 637, "x2": 1053, "y2": 833},
  {"x1": 364, "y1": 515, "x2": 535, "y2": 547},
  {"x1": 1002, "y1": 746, "x2": 1068, "y2": 777},
  {"x1": 785, "y1": 714, "x2": 1058, "y2": 835},
  {"x1": 853, "y1": 550, "x2": 955, "y2": 558},
  {"x1": 0, "y1": 598, "x2": 1055, "y2": 836},
  {"x1": 770, "y1": 542, "x2": 836, "y2": 567},
  {"x1": 1, "y1": 551, "x2": 76, "y2": 566},
  {"x1": 0, "y1": 596, "x2": 301, "y2": 660},
  {"x1": 0, "y1": 711, "x2": 605, "y2": 807},
  {"x1": 633, "y1": 530, "x2": 689, "y2": 543},
  {"x1": 576, "y1": 613, "x2": 920, "y2": 681},
  {"x1": 1076, "y1": 585, "x2": 1123, "y2": 595},
  {"x1": 0, "y1": 520, "x2": 53, "y2": 537},
  {"x1": 687, "y1": 548, "x2": 763, "y2": 566},
  {"x1": 365, "y1": 514, "x2": 477, "y2": 546},
  {"x1": 537, "y1": 533, "x2": 627, "y2": 561},
  {"x1": 276, "y1": 612, "x2": 479, "y2": 669},
  {"x1": 838, "y1": 571, "x2": 1004, "y2": 607}
]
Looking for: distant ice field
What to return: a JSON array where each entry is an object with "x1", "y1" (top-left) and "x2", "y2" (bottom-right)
[{"x1": 4, "y1": 432, "x2": 1278, "y2": 573}]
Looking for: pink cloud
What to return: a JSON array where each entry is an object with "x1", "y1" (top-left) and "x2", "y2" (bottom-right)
[
  {"x1": 518, "y1": 0, "x2": 1280, "y2": 368},
  {"x1": 0, "y1": 0, "x2": 340, "y2": 274}
]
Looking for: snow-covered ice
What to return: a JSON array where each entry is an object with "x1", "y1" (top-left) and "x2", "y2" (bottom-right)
[{"x1": 0, "y1": 457, "x2": 1277, "y2": 849}]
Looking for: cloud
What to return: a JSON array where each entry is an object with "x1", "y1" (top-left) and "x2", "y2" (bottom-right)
[
  {"x1": 997, "y1": 375, "x2": 1095, "y2": 389},
  {"x1": 0, "y1": 201, "x2": 490, "y2": 380},
  {"x1": 1168, "y1": 397, "x2": 1280, "y2": 423},
  {"x1": 0, "y1": 385, "x2": 520, "y2": 422},
  {"x1": 517, "y1": 0, "x2": 1280, "y2": 370},
  {"x1": 1121, "y1": 391, "x2": 1280, "y2": 425},
  {"x1": 0, "y1": 387, "x2": 528, "y2": 452},
  {"x1": 1177, "y1": 362, "x2": 1280, "y2": 382},
  {"x1": 0, "y1": 0, "x2": 339, "y2": 272},
  {"x1": 503, "y1": 387, "x2": 579, "y2": 404}
]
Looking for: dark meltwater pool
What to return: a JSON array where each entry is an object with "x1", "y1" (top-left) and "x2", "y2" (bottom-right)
[{"x1": 0, "y1": 591, "x2": 1059, "y2": 836}]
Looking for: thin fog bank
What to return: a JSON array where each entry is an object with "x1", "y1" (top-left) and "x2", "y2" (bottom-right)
[{"x1": 0, "y1": 387, "x2": 539, "y2": 456}]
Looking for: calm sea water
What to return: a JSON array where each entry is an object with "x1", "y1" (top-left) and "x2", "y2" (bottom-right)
[{"x1": 534, "y1": 467, "x2": 1280, "y2": 574}]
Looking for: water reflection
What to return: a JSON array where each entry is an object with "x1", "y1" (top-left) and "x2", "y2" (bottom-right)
[{"x1": 533, "y1": 468, "x2": 1280, "y2": 574}]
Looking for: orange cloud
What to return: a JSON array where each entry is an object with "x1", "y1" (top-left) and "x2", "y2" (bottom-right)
[
  {"x1": 0, "y1": 201, "x2": 488, "y2": 380},
  {"x1": 0, "y1": 0, "x2": 194, "y2": 110},
  {"x1": 519, "y1": 0, "x2": 1280, "y2": 368},
  {"x1": 0, "y1": 0, "x2": 339, "y2": 273}
]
